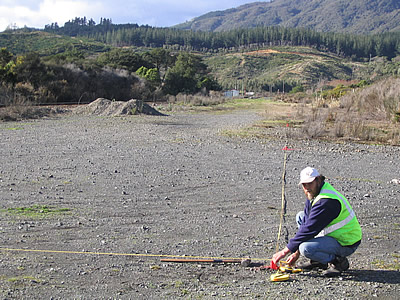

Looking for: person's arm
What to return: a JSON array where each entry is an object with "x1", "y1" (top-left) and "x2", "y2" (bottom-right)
[
  {"x1": 272, "y1": 248, "x2": 300, "y2": 266},
  {"x1": 272, "y1": 246, "x2": 291, "y2": 264},
  {"x1": 286, "y1": 198, "x2": 341, "y2": 253}
]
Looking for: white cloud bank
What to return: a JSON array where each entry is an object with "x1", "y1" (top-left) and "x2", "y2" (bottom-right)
[
  {"x1": 0, "y1": 0, "x2": 103, "y2": 30},
  {"x1": 0, "y1": 0, "x2": 261, "y2": 31}
]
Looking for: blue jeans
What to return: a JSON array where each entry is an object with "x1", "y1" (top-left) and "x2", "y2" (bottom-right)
[{"x1": 296, "y1": 211, "x2": 359, "y2": 264}]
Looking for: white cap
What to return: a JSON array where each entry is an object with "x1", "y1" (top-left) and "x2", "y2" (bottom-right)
[{"x1": 299, "y1": 167, "x2": 320, "y2": 185}]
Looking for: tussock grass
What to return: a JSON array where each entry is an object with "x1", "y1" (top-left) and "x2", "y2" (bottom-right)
[
  {"x1": 225, "y1": 77, "x2": 400, "y2": 145},
  {"x1": 0, "y1": 97, "x2": 64, "y2": 121},
  {"x1": 296, "y1": 77, "x2": 400, "y2": 145}
]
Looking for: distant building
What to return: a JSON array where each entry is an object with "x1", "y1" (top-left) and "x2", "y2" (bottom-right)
[{"x1": 224, "y1": 90, "x2": 240, "y2": 98}]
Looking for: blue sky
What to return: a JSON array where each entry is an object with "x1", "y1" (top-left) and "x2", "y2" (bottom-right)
[{"x1": 0, "y1": 0, "x2": 264, "y2": 31}]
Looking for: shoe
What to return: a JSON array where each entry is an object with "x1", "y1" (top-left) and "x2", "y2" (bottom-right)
[
  {"x1": 322, "y1": 256, "x2": 349, "y2": 277},
  {"x1": 296, "y1": 260, "x2": 328, "y2": 270}
]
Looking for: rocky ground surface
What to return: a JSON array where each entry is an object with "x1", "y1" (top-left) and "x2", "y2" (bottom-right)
[{"x1": 0, "y1": 106, "x2": 399, "y2": 299}]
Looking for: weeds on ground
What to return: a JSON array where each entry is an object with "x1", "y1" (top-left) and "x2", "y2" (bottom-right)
[
  {"x1": 0, "y1": 101, "x2": 55, "y2": 121},
  {"x1": 0, "y1": 275, "x2": 40, "y2": 283},
  {"x1": 2, "y1": 205, "x2": 71, "y2": 219},
  {"x1": 294, "y1": 78, "x2": 400, "y2": 145},
  {"x1": 162, "y1": 93, "x2": 268, "y2": 113},
  {"x1": 371, "y1": 256, "x2": 400, "y2": 270},
  {"x1": 169, "y1": 93, "x2": 227, "y2": 107},
  {"x1": 242, "y1": 78, "x2": 400, "y2": 145}
]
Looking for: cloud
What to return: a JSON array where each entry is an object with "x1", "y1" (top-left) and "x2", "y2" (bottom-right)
[
  {"x1": 0, "y1": 0, "x2": 258, "y2": 31},
  {"x1": 0, "y1": 0, "x2": 102, "y2": 30},
  {"x1": 97, "y1": 0, "x2": 257, "y2": 27},
  {"x1": 40, "y1": 0, "x2": 103, "y2": 23}
]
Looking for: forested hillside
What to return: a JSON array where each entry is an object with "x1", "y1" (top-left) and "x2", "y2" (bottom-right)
[
  {"x1": 1, "y1": 0, "x2": 400, "y2": 109},
  {"x1": 175, "y1": 0, "x2": 400, "y2": 34},
  {"x1": 40, "y1": 18, "x2": 400, "y2": 61}
]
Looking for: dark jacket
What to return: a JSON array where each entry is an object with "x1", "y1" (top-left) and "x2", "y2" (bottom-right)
[{"x1": 286, "y1": 195, "x2": 341, "y2": 253}]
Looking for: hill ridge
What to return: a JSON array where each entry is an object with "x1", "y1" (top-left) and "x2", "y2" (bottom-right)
[{"x1": 174, "y1": 0, "x2": 400, "y2": 34}]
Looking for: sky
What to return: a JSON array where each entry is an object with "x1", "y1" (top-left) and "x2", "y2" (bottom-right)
[{"x1": 0, "y1": 0, "x2": 263, "y2": 31}]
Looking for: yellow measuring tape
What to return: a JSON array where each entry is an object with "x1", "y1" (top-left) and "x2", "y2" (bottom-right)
[
  {"x1": 0, "y1": 247, "x2": 269, "y2": 262},
  {"x1": 0, "y1": 149, "x2": 291, "y2": 268}
]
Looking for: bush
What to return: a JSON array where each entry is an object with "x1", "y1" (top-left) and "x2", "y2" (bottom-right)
[
  {"x1": 290, "y1": 85, "x2": 304, "y2": 94},
  {"x1": 301, "y1": 77, "x2": 400, "y2": 145},
  {"x1": 340, "y1": 77, "x2": 400, "y2": 122}
]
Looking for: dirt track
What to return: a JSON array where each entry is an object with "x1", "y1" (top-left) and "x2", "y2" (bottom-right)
[{"x1": 0, "y1": 109, "x2": 399, "y2": 299}]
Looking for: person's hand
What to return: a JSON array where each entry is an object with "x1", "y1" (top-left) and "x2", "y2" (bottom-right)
[
  {"x1": 271, "y1": 247, "x2": 291, "y2": 265},
  {"x1": 286, "y1": 250, "x2": 300, "y2": 266}
]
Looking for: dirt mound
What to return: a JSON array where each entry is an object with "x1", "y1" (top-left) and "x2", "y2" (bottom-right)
[{"x1": 74, "y1": 98, "x2": 166, "y2": 116}]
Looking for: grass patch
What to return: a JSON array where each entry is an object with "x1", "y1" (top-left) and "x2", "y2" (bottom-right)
[
  {"x1": 0, "y1": 275, "x2": 40, "y2": 283},
  {"x1": 2, "y1": 205, "x2": 71, "y2": 219},
  {"x1": 0, "y1": 104, "x2": 56, "y2": 121},
  {"x1": 8, "y1": 276, "x2": 38, "y2": 283},
  {"x1": 216, "y1": 97, "x2": 271, "y2": 110},
  {"x1": 371, "y1": 257, "x2": 400, "y2": 270},
  {"x1": 162, "y1": 95, "x2": 272, "y2": 113},
  {"x1": 5, "y1": 127, "x2": 23, "y2": 130},
  {"x1": 255, "y1": 119, "x2": 303, "y2": 128},
  {"x1": 169, "y1": 138, "x2": 185, "y2": 143},
  {"x1": 221, "y1": 118, "x2": 302, "y2": 141},
  {"x1": 174, "y1": 280, "x2": 184, "y2": 288}
]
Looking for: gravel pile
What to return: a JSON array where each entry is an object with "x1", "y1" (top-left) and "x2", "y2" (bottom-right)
[
  {"x1": 0, "y1": 109, "x2": 399, "y2": 299},
  {"x1": 74, "y1": 98, "x2": 166, "y2": 116}
]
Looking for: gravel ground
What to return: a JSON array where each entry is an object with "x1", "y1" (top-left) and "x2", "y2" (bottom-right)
[{"x1": 0, "y1": 109, "x2": 399, "y2": 299}]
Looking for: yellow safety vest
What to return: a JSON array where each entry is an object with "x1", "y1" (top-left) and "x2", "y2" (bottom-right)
[{"x1": 312, "y1": 182, "x2": 362, "y2": 246}]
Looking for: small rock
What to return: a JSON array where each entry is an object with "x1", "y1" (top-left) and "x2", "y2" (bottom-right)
[
  {"x1": 241, "y1": 259, "x2": 251, "y2": 267},
  {"x1": 390, "y1": 178, "x2": 400, "y2": 185}
]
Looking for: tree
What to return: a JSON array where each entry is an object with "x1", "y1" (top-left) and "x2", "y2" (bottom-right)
[
  {"x1": 144, "y1": 68, "x2": 161, "y2": 84},
  {"x1": 144, "y1": 48, "x2": 176, "y2": 72},
  {"x1": 15, "y1": 53, "x2": 47, "y2": 89},
  {"x1": 163, "y1": 52, "x2": 209, "y2": 95},
  {"x1": 136, "y1": 66, "x2": 161, "y2": 89},
  {"x1": 136, "y1": 66, "x2": 148, "y2": 77},
  {"x1": 0, "y1": 48, "x2": 13, "y2": 68},
  {"x1": 198, "y1": 77, "x2": 221, "y2": 91},
  {"x1": 97, "y1": 49, "x2": 151, "y2": 72},
  {"x1": 0, "y1": 48, "x2": 18, "y2": 85}
]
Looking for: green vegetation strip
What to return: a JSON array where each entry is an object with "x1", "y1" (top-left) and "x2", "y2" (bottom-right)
[
  {"x1": 0, "y1": 275, "x2": 40, "y2": 283},
  {"x1": 4, "y1": 127, "x2": 23, "y2": 130},
  {"x1": 2, "y1": 205, "x2": 71, "y2": 218},
  {"x1": 217, "y1": 98, "x2": 271, "y2": 110}
]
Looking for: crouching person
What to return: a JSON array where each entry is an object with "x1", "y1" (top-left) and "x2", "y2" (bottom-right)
[{"x1": 272, "y1": 167, "x2": 362, "y2": 277}]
